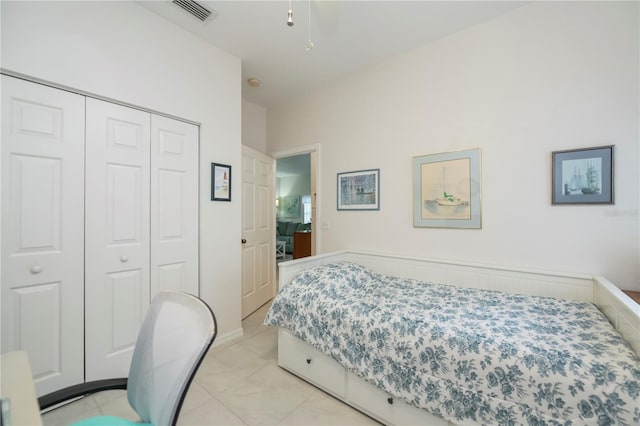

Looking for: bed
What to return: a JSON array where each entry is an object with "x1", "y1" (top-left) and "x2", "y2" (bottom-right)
[{"x1": 264, "y1": 251, "x2": 640, "y2": 426}]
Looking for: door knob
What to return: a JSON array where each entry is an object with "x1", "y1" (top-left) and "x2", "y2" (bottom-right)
[
  {"x1": 30, "y1": 265, "x2": 42, "y2": 274},
  {"x1": 241, "y1": 239, "x2": 247, "y2": 244}
]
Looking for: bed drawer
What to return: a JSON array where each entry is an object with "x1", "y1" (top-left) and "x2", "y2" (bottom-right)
[
  {"x1": 346, "y1": 372, "x2": 449, "y2": 426},
  {"x1": 347, "y1": 371, "x2": 394, "y2": 421},
  {"x1": 278, "y1": 329, "x2": 346, "y2": 398}
]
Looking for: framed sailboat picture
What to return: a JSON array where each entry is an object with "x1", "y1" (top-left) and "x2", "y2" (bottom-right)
[
  {"x1": 552, "y1": 145, "x2": 613, "y2": 205},
  {"x1": 413, "y1": 148, "x2": 481, "y2": 228}
]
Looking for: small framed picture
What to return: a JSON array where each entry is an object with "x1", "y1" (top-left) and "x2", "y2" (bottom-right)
[
  {"x1": 412, "y1": 148, "x2": 481, "y2": 229},
  {"x1": 280, "y1": 195, "x2": 301, "y2": 218},
  {"x1": 552, "y1": 145, "x2": 613, "y2": 205},
  {"x1": 211, "y1": 162, "x2": 231, "y2": 201},
  {"x1": 337, "y1": 169, "x2": 380, "y2": 210}
]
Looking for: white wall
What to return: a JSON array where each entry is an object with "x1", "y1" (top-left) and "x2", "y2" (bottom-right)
[
  {"x1": 268, "y1": 1, "x2": 639, "y2": 290},
  {"x1": 1, "y1": 1, "x2": 244, "y2": 338},
  {"x1": 242, "y1": 100, "x2": 267, "y2": 153}
]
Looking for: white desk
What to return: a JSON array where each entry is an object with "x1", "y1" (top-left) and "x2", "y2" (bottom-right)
[{"x1": 1, "y1": 351, "x2": 43, "y2": 425}]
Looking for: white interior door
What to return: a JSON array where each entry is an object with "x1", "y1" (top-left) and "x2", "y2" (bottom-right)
[
  {"x1": 241, "y1": 146, "x2": 275, "y2": 318},
  {"x1": 150, "y1": 115, "x2": 199, "y2": 297},
  {"x1": 1, "y1": 76, "x2": 85, "y2": 396},
  {"x1": 85, "y1": 98, "x2": 151, "y2": 381}
]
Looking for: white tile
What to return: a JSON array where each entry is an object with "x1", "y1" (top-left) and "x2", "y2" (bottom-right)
[
  {"x1": 90, "y1": 389, "x2": 127, "y2": 406},
  {"x1": 177, "y1": 396, "x2": 246, "y2": 426},
  {"x1": 181, "y1": 381, "x2": 213, "y2": 412},
  {"x1": 278, "y1": 389, "x2": 380, "y2": 426},
  {"x1": 236, "y1": 326, "x2": 278, "y2": 362},
  {"x1": 242, "y1": 301, "x2": 273, "y2": 337},
  {"x1": 215, "y1": 363, "x2": 316, "y2": 426},
  {"x1": 98, "y1": 392, "x2": 139, "y2": 421},
  {"x1": 195, "y1": 342, "x2": 272, "y2": 395},
  {"x1": 41, "y1": 397, "x2": 101, "y2": 426}
]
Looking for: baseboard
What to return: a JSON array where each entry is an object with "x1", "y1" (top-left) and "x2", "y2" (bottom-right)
[{"x1": 212, "y1": 327, "x2": 244, "y2": 348}]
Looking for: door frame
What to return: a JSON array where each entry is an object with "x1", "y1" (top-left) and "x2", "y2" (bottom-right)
[{"x1": 271, "y1": 144, "x2": 321, "y2": 257}]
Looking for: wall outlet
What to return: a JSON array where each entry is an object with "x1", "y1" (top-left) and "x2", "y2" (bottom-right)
[{"x1": 321, "y1": 221, "x2": 330, "y2": 230}]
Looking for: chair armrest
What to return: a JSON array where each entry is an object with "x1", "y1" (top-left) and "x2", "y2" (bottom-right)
[{"x1": 39, "y1": 378, "x2": 128, "y2": 411}]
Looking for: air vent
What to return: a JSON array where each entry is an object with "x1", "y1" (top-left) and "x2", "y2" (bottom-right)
[{"x1": 172, "y1": 0, "x2": 216, "y2": 23}]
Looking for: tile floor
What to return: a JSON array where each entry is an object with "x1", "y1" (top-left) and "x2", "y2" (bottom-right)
[{"x1": 42, "y1": 301, "x2": 380, "y2": 426}]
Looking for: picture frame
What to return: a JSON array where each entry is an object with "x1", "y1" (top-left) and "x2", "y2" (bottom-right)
[
  {"x1": 211, "y1": 162, "x2": 231, "y2": 201},
  {"x1": 337, "y1": 169, "x2": 380, "y2": 210},
  {"x1": 280, "y1": 195, "x2": 301, "y2": 219},
  {"x1": 552, "y1": 145, "x2": 613, "y2": 205},
  {"x1": 413, "y1": 148, "x2": 481, "y2": 228}
]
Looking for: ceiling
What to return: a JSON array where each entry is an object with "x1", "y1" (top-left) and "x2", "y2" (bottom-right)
[{"x1": 139, "y1": 1, "x2": 527, "y2": 108}]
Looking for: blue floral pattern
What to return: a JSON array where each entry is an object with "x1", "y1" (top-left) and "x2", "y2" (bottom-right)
[{"x1": 264, "y1": 261, "x2": 640, "y2": 425}]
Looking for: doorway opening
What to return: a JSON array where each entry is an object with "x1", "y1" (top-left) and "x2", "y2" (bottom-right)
[{"x1": 273, "y1": 145, "x2": 319, "y2": 264}]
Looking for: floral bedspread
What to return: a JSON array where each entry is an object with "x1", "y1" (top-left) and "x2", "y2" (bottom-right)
[{"x1": 264, "y1": 261, "x2": 640, "y2": 425}]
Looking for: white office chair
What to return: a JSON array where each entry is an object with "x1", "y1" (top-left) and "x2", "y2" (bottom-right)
[{"x1": 41, "y1": 291, "x2": 217, "y2": 426}]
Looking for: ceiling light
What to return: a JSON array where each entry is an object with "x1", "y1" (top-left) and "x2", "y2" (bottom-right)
[
  {"x1": 305, "y1": 0, "x2": 313, "y2": 51},
  {"x1": 286, "y1": 0, "x2": 314, "y2": 51},
  {"x1": 287, "y1": 0, "x2": 294, "y2": 26},
  {"x1": 247, "y1": 78, "x2": 261, "y2": 88}
]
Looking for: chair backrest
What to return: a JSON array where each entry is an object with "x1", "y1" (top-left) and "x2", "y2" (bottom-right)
[{"x1": 126, "y1": 291, "x2": 217, "y2": 426}]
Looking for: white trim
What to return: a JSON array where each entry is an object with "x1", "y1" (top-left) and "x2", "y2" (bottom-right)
[
  {"x1": 271, "y1": 143, "x2": 322, "y2": 255},
  {"x1": 0, "y1": 68, "x2": 201, "y2": 126},
  {"x1": 211, "y1": 327, "x2": 244, "y2": 348}
]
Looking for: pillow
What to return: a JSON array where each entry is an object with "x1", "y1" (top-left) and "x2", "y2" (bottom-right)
[
  {"x1": 290, "y1": 261, "x2": 379, "y2": 289},
  {"x1": 286, "y1": 221, "x2": 297, "y2": 235},
  {"x1": 277, "y1": 221, "x2": 288, "y2": 236}
]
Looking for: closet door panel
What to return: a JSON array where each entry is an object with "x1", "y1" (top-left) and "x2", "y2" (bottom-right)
[
  {"x1": 151, "y1": 116, "x2": 199, "y2": 296},
  {"x1": 1, "y1": 76, "x2": 85, "y2": 396},
  {"x1": 9, "y1": 283, "x2": 61, "y2": 377},
  {"x1": 85, "y1": 98, "x2": 151, "y2": 381}
]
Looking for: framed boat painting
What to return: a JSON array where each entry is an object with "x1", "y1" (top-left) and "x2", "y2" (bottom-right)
[
  {"x1": 413, "y1": 148, "x2": 481, "y2": 228},
  {"x1": 552, "y1": 145, "x2": 613, "y2": 205}
]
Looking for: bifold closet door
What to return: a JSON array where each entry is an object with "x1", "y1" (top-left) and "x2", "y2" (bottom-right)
[
  {"x1": 85, "y1": 98, "x2": 151, "y2": 381},
  {"x1": 1, "y1": 76, "x2": 85, "y2": 396},
  {"x1": 151, "y1": 115, "x2": 199, "y2": 296}
]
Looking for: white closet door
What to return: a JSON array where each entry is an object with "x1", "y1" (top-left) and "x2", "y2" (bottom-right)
[
  {"x1": 150, "y1": 116, "x2": 199, "y2": 296},
  {"x1": 1, "y1": 76, "x2": 85, "y2": 396},
  {"x1": 85, "y1": 99, "x2": 151, "y2": 381}
]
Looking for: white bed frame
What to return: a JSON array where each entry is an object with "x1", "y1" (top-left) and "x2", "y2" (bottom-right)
[{"x1": 276, "y1": 251, "x2": 640, "y2": 426}]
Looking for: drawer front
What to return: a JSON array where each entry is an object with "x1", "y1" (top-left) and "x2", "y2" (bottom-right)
[
  {"x1": 346, "y1": 371, "x2": 394, "y2": 422},
  {"x1": 278, "y1": 329, "x2": 346, "y2": 397},
  {"x1": 347, "y1": 372, "x2": 450, "y2": 425}
]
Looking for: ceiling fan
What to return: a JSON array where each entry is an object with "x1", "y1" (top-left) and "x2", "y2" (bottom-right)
[{"x1": 286, "y1": 0, "x2": 341, "y2": 51}]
